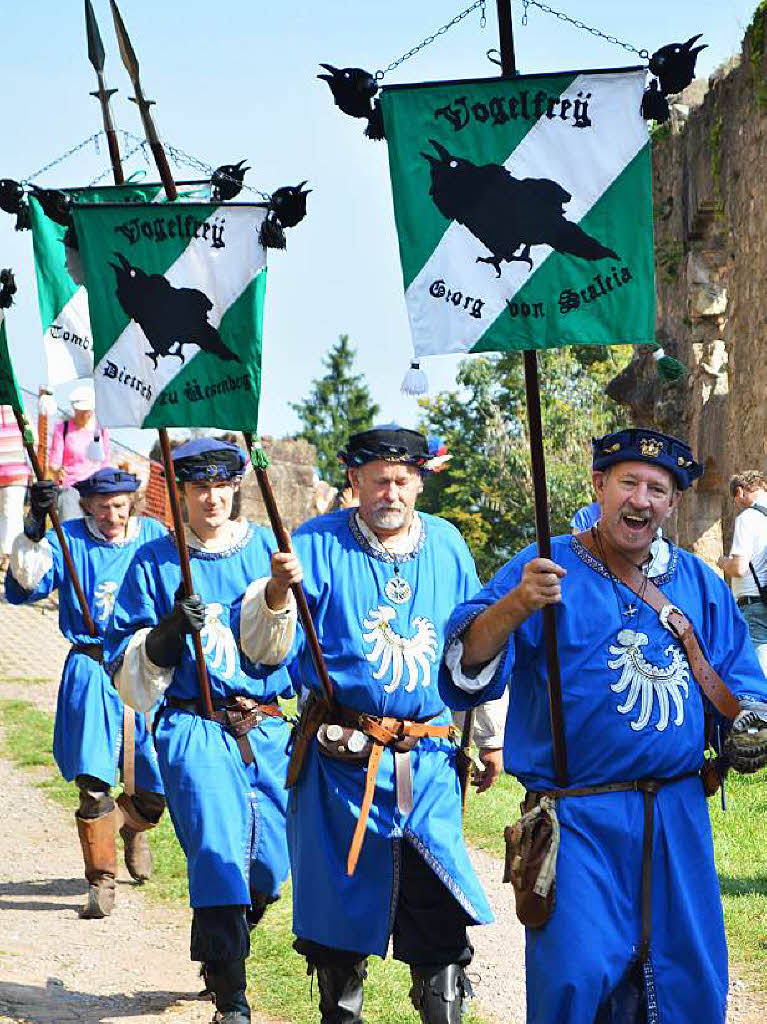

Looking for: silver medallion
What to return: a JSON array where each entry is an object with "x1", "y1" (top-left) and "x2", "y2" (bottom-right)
[{"x1": 385, "y1": 575, "x2": 412, "y2": 604}]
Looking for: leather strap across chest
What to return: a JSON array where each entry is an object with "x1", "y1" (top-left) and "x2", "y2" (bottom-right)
[{"x1": 577, "y1": 531, "x2": 740, "y2": 721}]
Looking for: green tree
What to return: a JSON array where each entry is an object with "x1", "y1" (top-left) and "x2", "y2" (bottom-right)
[
  {"x1": 290, "y1": 335, "x2": 379, "y2": 485},
  {"x1": 419, "y1": 346, "x2": 630, "y2": 580}
]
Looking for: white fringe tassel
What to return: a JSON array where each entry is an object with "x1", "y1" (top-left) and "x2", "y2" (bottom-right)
[
  {"x1": 87, "y1": 434, "x2": 105, "y2": 461},
  {"x1": 38, "y1": 392, "x2": 57, "y2": 417},
  {"x1": 400, "y1": 360, "x2": 428, "y2": 396}
]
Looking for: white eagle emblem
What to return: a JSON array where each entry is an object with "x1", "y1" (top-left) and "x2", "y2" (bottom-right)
[
  {"x1": 93, "y1": 580, "x2": 118, "y2": 621},
  {"x1": 362, "y1": 605, "x2": 438, "y2": 693},
  {"x1": 607, "y1": 629, "x2": 690, "y2": 732},
  {"x1": 200, "y1": 603, "x2": 236, "y2": 680}
]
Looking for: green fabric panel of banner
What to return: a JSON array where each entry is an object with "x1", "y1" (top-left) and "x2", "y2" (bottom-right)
[{"x1": 0, "y1": 317, "x2": 25, "y2": 417}]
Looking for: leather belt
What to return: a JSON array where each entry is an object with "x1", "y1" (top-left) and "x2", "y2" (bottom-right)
[
  {"x1": 70, "y1": 643, "x2": 104, "y2": 664},
  {"x1": 165, "y1": 695, "x2": 284, "y2": 765},
  {"x1": 324, "y1": 703, "x2": 458, "y2": 877},
  {"x1": 737, "y1": 595, "x2": 763, "y2": 608},
  {"x1": 532, "y1": 771, "x2": 699, "y2": 963}
]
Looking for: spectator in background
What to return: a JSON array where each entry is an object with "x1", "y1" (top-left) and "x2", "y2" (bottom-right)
[
  {"x1": 719, "y1": 470, "x2": 767, "y2": 673},
  {"x1": 570, "y1": 498, "x2": 601, "y2": 534},
  {"x1": 0, "y1": 404, "x2": 30, "y2": 574},
  {"x1": 50, "y1": 384, "x2": 110, "y2": 521}
]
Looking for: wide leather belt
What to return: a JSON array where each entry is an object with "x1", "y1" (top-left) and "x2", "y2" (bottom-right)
[
  {"x1": 317, "y1": 703, "x2": 458, "y2": 877},
  {"x1": 165, "y1": 695, "x2": 284, "y2": 765},
  {"x1": 70, "y1": 643, "x2": 104, "y2": 664}
]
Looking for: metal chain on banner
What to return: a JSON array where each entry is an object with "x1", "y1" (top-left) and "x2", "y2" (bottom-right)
[
  {"x1": 20, "y1": 133, "x2": 104, "y2": 186},
  {"x1": 520, "y1": 0, "x2": 648, "y2": 59},
  {"x1": 376, "y1": 0, "x2": 487, "y2": 81}
]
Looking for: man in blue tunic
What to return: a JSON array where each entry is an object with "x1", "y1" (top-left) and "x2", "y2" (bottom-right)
[
  {"x1": 287, "y1": 424, "x2": 497, "y2": 1024},
  {"x1": 439, "y1": 428, "x2": 767, "y2": 1024},
  {"x1": 5, "y1": 467, "x2": 167, "y2": 918},
  {"x1": 105, "y1": 438, "x2": 301, "y2": 1024}
]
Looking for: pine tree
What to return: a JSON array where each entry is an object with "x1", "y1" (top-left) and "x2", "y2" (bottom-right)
[{"x1": 290, "y1": 335, "x2": 379, "y2": 486}]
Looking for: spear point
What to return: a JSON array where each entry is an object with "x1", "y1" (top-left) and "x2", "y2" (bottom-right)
[
  {"x1": 84, "y1": 0, "x2": 105, "y2": 73},
  {"x1": 110, "y1": 0, "x2": 140, "y2": 83}
]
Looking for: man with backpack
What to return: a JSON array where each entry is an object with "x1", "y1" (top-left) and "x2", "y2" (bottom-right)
[{"x1": 719, "y1": 469, "x2": 767, "y2": 672}]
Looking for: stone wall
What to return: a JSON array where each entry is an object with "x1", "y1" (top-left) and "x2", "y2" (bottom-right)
[{"x1": 607, "y1": 7, "x2": 767, "y2": 561}]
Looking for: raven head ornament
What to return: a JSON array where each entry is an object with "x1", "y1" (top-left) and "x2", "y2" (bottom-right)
[
  {"x1": 211, "y1": 159, "x2": 250, "y2": 201},
  {"x1": 649, "y1": 34, "x2": 707, "y2": 96},
  {"x1": 318, "y1": 63, "x2": 384, "y2": 140}
]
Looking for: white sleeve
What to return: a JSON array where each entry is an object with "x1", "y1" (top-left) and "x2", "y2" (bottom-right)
[
  {"x1": 472, "y1": 689, "x2": 509, "y2": 749},
  {"x1": 444, "y1": 636, "x2": 503, "y2": 693},
  {"x1": 115, "y1": 628, "x2": 173, "y2": 712},
  {"x1": 730, "y1": 511, "x2": 756, "y2": 559},
  {"x1": 239, "y1": 577, "x2": 297, "y2": 667},
  {"x1": 9, "y1": 534, "x2": 53, "y2": 592}
]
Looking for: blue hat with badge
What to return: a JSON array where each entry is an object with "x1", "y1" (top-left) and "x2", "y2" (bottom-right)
[
  {"x1": 74, "y1": 467, "x2": 141, "y2": 496},
  {"x1": 172, "y1": 438, "x2": 247, "y2": 482},
  {"x1": 592, "y1": 428, "x2": 703, "y2": 490},
  {"x1": 338, "y1": 423, "x2": 430, "y2": 470}
]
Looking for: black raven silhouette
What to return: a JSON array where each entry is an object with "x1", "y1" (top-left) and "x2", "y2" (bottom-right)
[
  {"x1": 109, "y1": 253, "x2": 239, "y2": 370},
  {"x1": 211, "y1": 160, "x2": 250, "y2": 201},
  {"x1": 0, "y1": 180, "x2": 24, "y2": 216},
  {"x1": 422, "y1": 139, "x2": 620, "y2": 277},
  {"x1": 317, "y1": 64, "x2": 384, "y2": 139},
  {"x1": 29, "y1": 187, "x2": 73, "y2": 227},
  {"x1": 649, "y1": 35, "x2": 706, "y2": 97},
  {"x1": 0, "y1": 268, "x2": 16, "y2": 309}
]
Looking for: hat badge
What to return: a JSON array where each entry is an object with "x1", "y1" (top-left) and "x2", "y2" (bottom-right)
[{"x1": 639, "y1": 437, "x2": 663, "y2": 458}]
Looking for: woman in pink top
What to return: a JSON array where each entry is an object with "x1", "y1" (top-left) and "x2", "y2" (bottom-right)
[
  {"x1": 49, "y1": 384, "x2": 110, "y2": 521},
  {"x1": 0, "y1": 404, "x2": 31, "y2": 570}
]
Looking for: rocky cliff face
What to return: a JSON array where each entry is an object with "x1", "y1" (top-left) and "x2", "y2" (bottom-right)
[{"x1": 608, "y1": 9, "x2": 767, "y2": 561}]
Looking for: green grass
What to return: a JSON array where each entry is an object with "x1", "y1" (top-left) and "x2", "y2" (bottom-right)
[
  {"x1": 0, "y1": 698, "x2": 483, "y2": 1023},
  {"x1": 463, "y1": 772, "x2": 524, "y2": 858}
]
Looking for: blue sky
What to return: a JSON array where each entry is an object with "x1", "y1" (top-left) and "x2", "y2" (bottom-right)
[{"x1": 1, "y1": 0, "x2": 759, "y2": 455}]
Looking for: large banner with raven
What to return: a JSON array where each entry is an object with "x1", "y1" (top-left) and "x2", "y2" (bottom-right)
[
  {"x1": 29, "y1": 181, "x2": 210, "y2": 391},
  {"x1": 380, "y1": 68, "x2": 654, "y2": 359},
  {"x1": 71, "y1": 201, "x2": 266, "y2": 429}
]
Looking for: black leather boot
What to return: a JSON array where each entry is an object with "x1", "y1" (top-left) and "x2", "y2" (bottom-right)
[
  {"x1": 202, "y1": 959, "x2": 251, "y2": 1023},
  {"x1": 409, "y1": 965, "x2": 473, "y2": 1024},
  {"x1": 316, "y1": 959, "x2": 367, "y2": 1024}
]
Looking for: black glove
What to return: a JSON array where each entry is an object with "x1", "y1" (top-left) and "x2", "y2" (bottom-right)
[
  {"x1": 723, "y1": 699, "x2": 767, "y2": 774},
  {"x1": 145, "y1": 587, "x2": 206, "y2": 668},
  {"x1": 23, "y1": 480, "x2": 58, "y2": 542}
]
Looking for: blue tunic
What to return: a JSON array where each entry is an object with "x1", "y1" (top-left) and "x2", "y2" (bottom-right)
[
  {"x1": 288, "y1": 510, "x2": 493, "y2": 958},
  {"x1": 439, "y1": 534, "x2": 767, "y2": 1024},
  {"x1": 4, "y1": 516, "x2": 166, "y2": 793},
  {"x1": 104, "y1": 524, "x2": 295, "y2": 908}
]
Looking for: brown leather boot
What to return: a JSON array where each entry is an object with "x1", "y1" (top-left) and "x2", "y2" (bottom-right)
[
  {"x1": 76, "y1": 810, "x2": 117, "y2": 919},
  {"x1": 116, "y1": 792, "x2": 159, "y2": 882}
]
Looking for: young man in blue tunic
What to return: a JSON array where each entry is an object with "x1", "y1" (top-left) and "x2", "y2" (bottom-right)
[
  {"x1": 105, "y1": 438, "x2": 301, "y2": 1024},
  {"x1": 5, "y1": 467, "x2": 167, "y2": 918},
  {"x1": 439, "y1": 427, "x2": 767, "y2": 1024},
  {"x1": 287, "y1": 424, "x2": 501, "y2": 1024}
]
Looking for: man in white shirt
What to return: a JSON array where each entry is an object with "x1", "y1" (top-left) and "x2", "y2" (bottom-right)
[{"x1": 719, "y1": 470, "x2": 767, "y2": 673}]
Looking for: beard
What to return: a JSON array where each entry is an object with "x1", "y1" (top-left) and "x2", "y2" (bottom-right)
[{"x1": 368, "y1": 503, "x2": 409, "y2": 531}]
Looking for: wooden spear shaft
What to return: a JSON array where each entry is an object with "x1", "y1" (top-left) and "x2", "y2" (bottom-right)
[
  {"x1": 107, "y1": 0, "x2": 214, "y2": 719},
  {"x1": 496, "y1": 0, "x2": 568, "y2": 786},
  {"x1": 242, "y1": 433, "x2": 333, "y2": 705},
  {"x1": 12, "y1": 408, "x2": 97, "y2": 637}
]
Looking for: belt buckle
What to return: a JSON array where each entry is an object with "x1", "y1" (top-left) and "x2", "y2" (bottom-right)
[{"x1": 659, "y1": 603, "x2": 684, "y2": 637}]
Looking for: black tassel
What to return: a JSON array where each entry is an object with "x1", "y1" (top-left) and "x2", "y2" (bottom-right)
[
  {"x1": 259, "y1": 214, "x2": 286, "y2": 250},
  {"x1": 365, "y1": 99, "x2": 385, "y2": 141},
  {"x1": 14, "y1": 202, "x2": 31, "y2": 231},
  {"x1": 0, "y1": 268, "x2": 17, "y2": 309},
  {"x1": 641, "y1": 80, "x2": 670, "y2": 123}
]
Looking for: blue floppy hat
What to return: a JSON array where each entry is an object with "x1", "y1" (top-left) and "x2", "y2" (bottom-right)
[
  {"x1": 592, "y1": 428, "x2": 703, "y2": 490},
  {"x1": 172, "y1": 438, "x2": 247, "y2": 482},
  {"x1": 74, "y1": 467, "x2": 141, "y2": 496}
]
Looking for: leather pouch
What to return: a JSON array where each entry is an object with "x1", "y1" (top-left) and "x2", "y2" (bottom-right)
[
  {"x1": 503, "y1": 794, "x2": 560, "y2": 928},
  {"x1": 317, "y1": 723, "x2": 372, "y2": 762}
]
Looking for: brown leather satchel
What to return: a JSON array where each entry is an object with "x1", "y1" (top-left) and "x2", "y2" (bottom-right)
[{"x1": 503, "y1": 793, "x2": 560, "y2": 927}]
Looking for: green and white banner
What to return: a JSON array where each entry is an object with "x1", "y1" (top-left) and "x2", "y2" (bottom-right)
[
  {"x1": 0, "y1": 312, "x2": 25, "y2": 417},
  {"x1": 29, "y1": 181, "x2": 210, "y2": 391},
  {"x1": 71, "y1": 201, "x2": 267, "y2": 430},
  {"x1": 380, "y1": 68, "x2": 654, "y2": 359}
]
